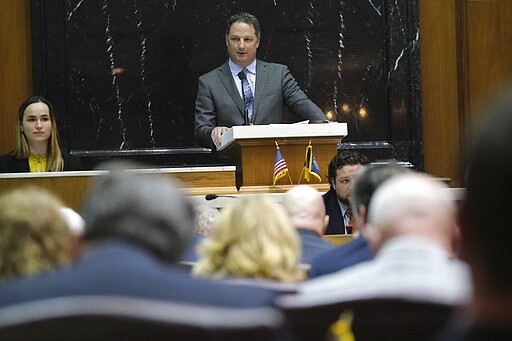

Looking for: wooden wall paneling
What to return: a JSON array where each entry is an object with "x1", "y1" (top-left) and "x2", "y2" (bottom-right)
[
  {"x1": 419, "y1": 0, "x2": 463, "y2": 186},
  {"x1": 463, "y1": 0, "x2": 512, "y2": 132},
  {"x1": 0, "y1": 0, "x2": 32, "y2": 154}
]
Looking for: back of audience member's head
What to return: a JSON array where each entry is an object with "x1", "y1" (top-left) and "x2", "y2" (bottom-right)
[
  {"x1": 193, "y1": 204, "x2": 219, "y2": 236},
  {"x1": 283, "y1": 185, "x2": 329, "y2": 235},
  {"x1": 80, "y1": 160, "x2": 195, "y2": 263},
  {"x1": 0, "y1": 186, "x2": 72, "y2": 280},
  {"x1": 193, "y1": 196, "x2": 304, "y2": 281},
  {"x1": 367, "y1": 173, "x2": 457, "y2": 255},
  {"x1": 327, "y1": 151, "x2": 369, "y2": 190},
  {"x1": 350, "y1": 162, "x2": 412, "y2": 230},
  {"x1": 463, "y1": 88, "x2": 512, "y2": 294}
]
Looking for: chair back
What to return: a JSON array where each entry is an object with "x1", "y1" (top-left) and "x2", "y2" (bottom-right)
[
  {"x1": 0, "y1": 296, "x2": 285, "y2": 341},
  {"x1": 276, "y1": 295, "x2": 456, "y2": 341}
]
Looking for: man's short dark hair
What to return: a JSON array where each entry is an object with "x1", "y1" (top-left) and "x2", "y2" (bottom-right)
[
  {"x1": 351, "y1": 162, "x2": 411, "y2": 215},
  {"x1": 226, "y1": 12, "x2": 261, "y2": 38},
  {"x1": 327, "y1": 151, "x2": 369, "y2": 189}
]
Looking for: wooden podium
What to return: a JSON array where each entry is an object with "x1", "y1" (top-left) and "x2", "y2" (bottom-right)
[{"x1": 218, "y1": 123, "x2": 348, "y2": 189}]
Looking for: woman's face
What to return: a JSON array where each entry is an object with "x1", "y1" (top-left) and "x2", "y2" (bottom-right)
[{"x1": 21, "y1": 102, "x2": 52, "y2": 146}]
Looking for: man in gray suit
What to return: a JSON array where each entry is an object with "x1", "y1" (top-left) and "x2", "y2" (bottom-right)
[{"x1": 194, "y1": 12, "x2": 326, "y2": 149}]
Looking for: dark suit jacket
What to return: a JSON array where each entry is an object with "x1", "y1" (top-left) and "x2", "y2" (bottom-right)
[
  {"x1": 308, "y1": 236, "x2": 373, "y2": 278},
  {"x1": 297, "y1": 229, "x2": 337, "y2": 265},
  {"x1": 181, "y1": 233, "x2": 204, "y2": 262},
  {"x1": 194, "y1": 59, "x2": 326, "y2": 148},
  {"x1": 323, "y1": 188, "x2": 347, "y2": 235},
  {"x1": 0, "y1": 240, "x2": 277, "y2": 308},
  {"x1": 0, "y1": 153, "x2": 82, "y2": 173}
]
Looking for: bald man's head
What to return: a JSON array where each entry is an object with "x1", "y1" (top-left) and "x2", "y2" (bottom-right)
[
  {"x1": 367, "y1": 173, "x2": 457, "y2": 254},
  {"x1": 283, "y1": 185, "x2": 329, "y2": 235}
]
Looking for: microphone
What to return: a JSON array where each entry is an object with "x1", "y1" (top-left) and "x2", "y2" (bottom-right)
[
  {"x1": 205, "y1": 194, "x2": 236, "y2": 201},
  {"x1": 237, "y1": 71, "x2": 250, "y2": 125}
]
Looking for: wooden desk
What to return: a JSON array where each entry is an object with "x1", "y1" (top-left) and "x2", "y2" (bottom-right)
[
  {"x1": 0, "y1": 166, "x2": 237, "y2": 211},
  {"x1": 0, "y1": 167, "x2": 466, "y2": 213},
  {"x1": 322, "y1": 234, "x2": 355, "y2": 246}
]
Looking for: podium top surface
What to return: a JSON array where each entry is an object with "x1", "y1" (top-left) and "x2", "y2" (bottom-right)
[{"x1": 218, "y1": 122, "x2": 348, "y2": 151}]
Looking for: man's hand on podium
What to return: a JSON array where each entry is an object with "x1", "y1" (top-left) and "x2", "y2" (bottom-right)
[{"x1": 211, "y1": 126, "x2": 229, "y2": 149}]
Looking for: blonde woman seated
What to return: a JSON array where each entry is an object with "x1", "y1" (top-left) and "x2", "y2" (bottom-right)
[{"x1": 192, "y1": 196, "x2": 305, "y2": 283}]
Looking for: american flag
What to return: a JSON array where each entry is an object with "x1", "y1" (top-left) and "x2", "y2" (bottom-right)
[{"x1": 273, "y1": 147, "x2": 289, "y2": 185}]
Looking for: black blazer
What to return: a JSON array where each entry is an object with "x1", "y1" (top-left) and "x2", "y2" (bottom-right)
[
  {"x1": 323, "y1": 188, "x2": 347, "y2": 235},
  {"x1": 0, "y1": 153, "x2": 82, "y2": 173}
]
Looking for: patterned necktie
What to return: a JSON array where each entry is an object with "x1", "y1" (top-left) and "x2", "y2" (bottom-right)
[
  {"x1": 344, "y1": 207, "x2": 353, "y2": 234},
  {"x1": 241, "y1": 68, "x2": 254, "y2": 122}
]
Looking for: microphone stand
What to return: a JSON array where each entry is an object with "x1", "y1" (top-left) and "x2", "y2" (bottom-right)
[{"x1": 237, "y1": 71, "x2": 250, "y2": 125}]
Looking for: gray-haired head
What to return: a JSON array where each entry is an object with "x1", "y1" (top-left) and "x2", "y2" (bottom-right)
[
  {"x1": 81, "y1": 160, "x2": 195, "y2": 263},
  {"x1": 367, "y1": 172, "x2": 456, "y2": 253}
]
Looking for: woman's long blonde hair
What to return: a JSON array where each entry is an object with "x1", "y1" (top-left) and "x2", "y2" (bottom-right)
[
  {"x1": 12, "y1": 96, "x2": 64, "y2": 171},
  {"x1": 193, "y1": 196, "x2": 304, "y2": 281}
]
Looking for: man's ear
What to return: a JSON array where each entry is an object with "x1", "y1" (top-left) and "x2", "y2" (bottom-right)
[
  {"x1": 357, "y1": 204, "x2": 367, "y2": 225},
  {"x1": 363, "y1": 223, "x2": 381, "y2": 254},
  {"x1": 321, "y1": 215, "x2": 330, "y2": 234},
  {"x1": 330, "y1": 179, "x2": 336, "y2": 189}
]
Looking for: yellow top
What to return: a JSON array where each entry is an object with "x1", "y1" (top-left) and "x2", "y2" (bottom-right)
[{"x1": 28, "y1": 154, "x2": 47, "y2": 172}]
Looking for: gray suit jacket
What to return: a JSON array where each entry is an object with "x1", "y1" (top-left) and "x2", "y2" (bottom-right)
[{"x1": 194, "y1": 59, "x2": 326, "y2": 148}]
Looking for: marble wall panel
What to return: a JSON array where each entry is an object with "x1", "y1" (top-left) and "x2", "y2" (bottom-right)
[{"x1": 31, "y1": 0, "x2": 421, "y2": 168}]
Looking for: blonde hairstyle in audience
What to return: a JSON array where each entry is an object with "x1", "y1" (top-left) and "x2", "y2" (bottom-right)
[
  {"x1": 0, "y1": 186, "x2": 73, "y2": 280},
  {"x1": 193, "y1": 196, "x2": 304, "y2": 281}
]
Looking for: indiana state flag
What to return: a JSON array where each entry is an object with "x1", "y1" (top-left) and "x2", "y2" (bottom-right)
[
  {"x1": 303, "y1": 142, "x2": 322, "y2": 182},
  {"x1": 273, "y1": 143, "x2": 289, "y2": 185}
]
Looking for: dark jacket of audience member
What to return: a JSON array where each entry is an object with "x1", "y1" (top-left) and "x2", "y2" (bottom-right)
[
  {"x1": 436, "y1": 87, "x2": 512, "y2": 340},
  {"x1": 308, "y1": 236, "x2": 372, "y2": 278},
  {"x1": 296, "y1": 229, "x2": 336, "y2": 265}
]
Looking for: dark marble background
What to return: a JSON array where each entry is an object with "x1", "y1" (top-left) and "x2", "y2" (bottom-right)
[{"x1": 30, "y1": 0, "x2": 422, "y2": 169}]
